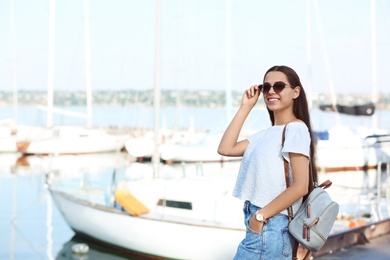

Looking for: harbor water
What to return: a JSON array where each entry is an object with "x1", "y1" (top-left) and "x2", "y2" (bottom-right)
[{"x1": 1, "y1": 106, "x2": 390, "y2": 132}]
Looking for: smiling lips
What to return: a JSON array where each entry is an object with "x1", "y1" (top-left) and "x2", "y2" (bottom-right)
[{"x1": 267, "y1": 97, "x2": 280, "y2": 104}]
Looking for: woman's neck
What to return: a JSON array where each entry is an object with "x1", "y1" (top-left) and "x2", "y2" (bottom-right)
[{"x1": 273, "y1": 112, "x2": 297, "y2": 126}]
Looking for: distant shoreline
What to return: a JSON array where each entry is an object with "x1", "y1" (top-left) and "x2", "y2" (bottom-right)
[{"x1": 0, "y1": 90, "x2": 389, "y2": 110}]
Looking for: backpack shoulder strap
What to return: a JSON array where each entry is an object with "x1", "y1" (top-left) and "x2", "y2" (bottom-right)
[
  {"x1": 318, "y1": 180, "x2": 332, "y2": 189},
  {"x1": 282, "y1": 125, "x2": 293, "y2": 221},
  {"x1": 282, "y1": 124, "x2": 312, "y2": 260}
]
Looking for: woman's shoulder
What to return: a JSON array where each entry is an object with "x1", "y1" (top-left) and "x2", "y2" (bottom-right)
[
  {"x1": 287, "y1": 120, "x2": 308, "y2": 130},
  {"x1": 286, "y1": 121, "x2": 310, "y2": 138}
]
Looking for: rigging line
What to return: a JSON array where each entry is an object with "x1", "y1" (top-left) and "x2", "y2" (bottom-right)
[
  {"x1": 12, "y1": 224, "x2": 45, "y2": 259},
  {"x1": 10, "y1": 193, "x2": 46, "y2": 221},
  {"x1": 312, "y1": 0, "x2": 340, "y2": 124},
  {"x1": 10, "y1": 174, "x2": 50, "y2": 221},
  {"x1": 67, "y1": 18, "x2": 83, "y2": 98}
]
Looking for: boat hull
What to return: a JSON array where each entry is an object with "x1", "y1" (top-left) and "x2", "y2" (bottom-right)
[
  {"x1": 159, "y1": 144, "x2": 240, "y2": 163},
  {"x1": 17, "y1": 136, "x2": 125, "y2": 155},
  {"x1": 50, "y1": 189, "x2": 244, "y2": 260}
]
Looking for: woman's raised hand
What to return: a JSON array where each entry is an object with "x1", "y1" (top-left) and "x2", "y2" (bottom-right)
[{"x1": 241, "y1": 85, "x2": 261, "y2": 109}]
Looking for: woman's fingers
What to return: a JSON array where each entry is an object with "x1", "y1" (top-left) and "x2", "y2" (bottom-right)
[{"x1": 245, "y1": 85, "x2": 260, "y2": 98}]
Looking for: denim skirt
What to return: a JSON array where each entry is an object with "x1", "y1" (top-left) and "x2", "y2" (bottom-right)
[{"x1": 233, "y1": 201, "x2": 295, "y2": 260}]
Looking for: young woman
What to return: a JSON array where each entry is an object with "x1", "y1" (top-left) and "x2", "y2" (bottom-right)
[{"x1": 218, "y1": 65, "x2": 318, "y2": 259}]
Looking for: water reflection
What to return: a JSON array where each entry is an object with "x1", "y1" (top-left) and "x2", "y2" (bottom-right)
[
  {"x1": 56, "y1": 236, "x2": 131, "y2": 260},
  {"x1": 0, "y1": 170, "x2": 73, "y2": 260}
]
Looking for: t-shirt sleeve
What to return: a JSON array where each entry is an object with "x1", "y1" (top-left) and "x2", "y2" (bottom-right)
[
  {"x1": 281, "y1": 122, "x2": 310, "y2": 162},
  {"x1": 247, "y1": 130, "x2": 262, "y2": 143}
]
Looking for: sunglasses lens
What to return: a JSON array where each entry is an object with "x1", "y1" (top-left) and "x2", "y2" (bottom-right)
[
  {"x1": 273, "y1": 82, "x2": 287, "y2": 93},
  {"x1": 261, "y1": 83, "x2": 271, "y2": 93},
  {"x1": 261, "y1": 82, "x2": 287, "y2": 94}
]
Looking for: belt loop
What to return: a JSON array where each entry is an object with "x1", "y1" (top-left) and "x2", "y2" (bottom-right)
[
  {"x1": 243, "y1": 200, "x2": 250, "y2": 214},
  {"x1": 247, "y1": 201, "x2": 252, "y2": 213}
]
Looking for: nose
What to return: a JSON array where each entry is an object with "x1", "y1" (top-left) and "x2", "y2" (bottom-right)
[{"x1": 268, "y1": 86, "x2": 276, "y2": 94}]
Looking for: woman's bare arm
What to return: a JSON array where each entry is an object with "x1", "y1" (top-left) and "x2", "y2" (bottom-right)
[
  {"x1": 218, "y1": 85, "x2": 261, "y2": 157},
  {"x1": 249, "y1": 153, "x2": 309, "y2": 231}
]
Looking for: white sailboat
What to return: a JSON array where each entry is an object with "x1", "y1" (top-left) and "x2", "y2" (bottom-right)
[
  {"x1": 15, "y1": 0, "x2": 127, "y2": 155},
  {"x1": 49, "y1": 1, "x2": 246, "y2": 259},
  {"x1": 50, "y1": 174, "x2": 244, "y2": 259},
  {"x1": 0, "y1": 122, "x2": 18, "y2": 153},
  {"x1": 124, "y1": 135, "x2": 155, "y2": 160}
]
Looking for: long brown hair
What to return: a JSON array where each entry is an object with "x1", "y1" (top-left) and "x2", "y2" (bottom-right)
[{"x1": 263, "y1": 65, "x2": 318, "y2": 184}]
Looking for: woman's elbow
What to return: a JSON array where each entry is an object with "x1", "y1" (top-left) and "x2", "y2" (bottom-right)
[
  {"x1": 217, "y1": 145, "x2": 239, "y2": 156},
  {"x1": 299, "y1": 184, "x2": 309, "y2": 197},
  {"x1": 217, "y1": 147, "x2": 228, "y2": 156},
  {"x1": 292, "y1": 181, "x2": 309, "y2": 198}
]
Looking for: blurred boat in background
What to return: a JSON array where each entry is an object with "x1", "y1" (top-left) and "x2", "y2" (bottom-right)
[
  {"x1": 16, "y1": 126, "x2": 127, "y2": 155},
  {"x1": 319, "y1": 101, "x2": 376, "y2": 116},
  {"x1": 13, "y1": 152, "x2": 130, "y2": 177},
  {"x1": 315, "y1": 126, "x2": 390, "y2": 172},
  {"x1": 0, "y1": 128, "x2": 18, "y2": 153},
  {"x1": 124, "y1": 136, "x2": 154, "y2": 161},
  {"x1": 159, "y1": 129, "x2": 242, "y2": 163}
]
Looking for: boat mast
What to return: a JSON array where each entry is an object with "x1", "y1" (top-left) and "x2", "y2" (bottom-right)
[
  {"x1": 371, "y1": 0, "x2": 378, "y2": 128},
  {"x1": 152, "y1": 0, "x2": 161, "y2": 176},
  {"x1": 10, "y1": 0, "x2": 18, "y2": 124},
  {"x1": 47, "y1": 0, "x2": 55, "y2": 128},
  {"x1": 84, "y1": 0, "x2": 93, "y2": 128},
  {"x1": 225, "y1": 0, "x2": 232, "y2": 123}
]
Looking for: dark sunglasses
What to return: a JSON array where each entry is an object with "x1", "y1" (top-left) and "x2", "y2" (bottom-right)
[{"x1": 260, "y1": 81, "x2": 292, "y2": 94}]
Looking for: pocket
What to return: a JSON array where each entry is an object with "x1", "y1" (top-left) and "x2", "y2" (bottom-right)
[
  {"x1": 243, "y1": 222, "x2": 264, "y2": 254},
  {"x1": 247, "y1": 218, "x2": 264, "y2": 234},
  {"x1": 244, "y1": 202, "x2": 263, "y2": 234},
  {"x1": 282, "y1": 227, "x2": 294, "y2": 257}
]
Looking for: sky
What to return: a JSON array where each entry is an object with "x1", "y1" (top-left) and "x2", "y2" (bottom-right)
[{"x1": 0, "y1": 0, "x2": 389, "y2": 95}]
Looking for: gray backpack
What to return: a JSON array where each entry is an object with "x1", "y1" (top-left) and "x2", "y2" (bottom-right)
[{"x1": 282, "y1": 125, "x2": 339, "y2": 259}]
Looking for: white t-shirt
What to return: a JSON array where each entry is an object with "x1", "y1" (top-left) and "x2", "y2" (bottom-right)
[{"x1": 232, "y1": 122, "x2": 311, "y2": 216}]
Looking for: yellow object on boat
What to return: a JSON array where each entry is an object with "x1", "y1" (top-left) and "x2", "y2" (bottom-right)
[
  {"x1": 115, "y1": 189, "x2": 150, "y2": 216},
  {"x1": 348, "y1": 220, "x2": 367, "y2": 229}
]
